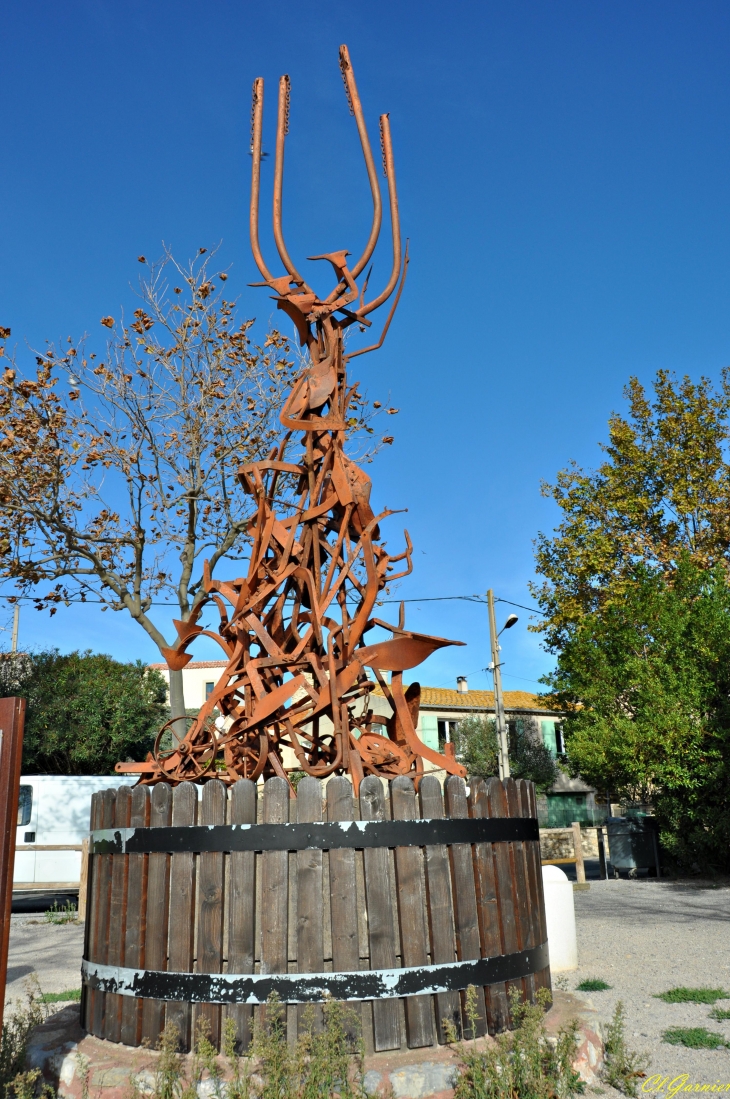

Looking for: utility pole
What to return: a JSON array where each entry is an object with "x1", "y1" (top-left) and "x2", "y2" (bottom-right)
[
  {"x1": 11, "y1": 604, "x2": 18, "y2": 654},
  {"x1": 487, "y1": 589, "x2": 510, "y2": 779}
]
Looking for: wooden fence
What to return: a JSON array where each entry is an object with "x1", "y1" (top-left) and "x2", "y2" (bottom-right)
[{"x1": 81, "y1": 773, "x2": 549, "y2": 1053}]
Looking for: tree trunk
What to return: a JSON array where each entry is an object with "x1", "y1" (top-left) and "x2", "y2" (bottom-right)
[{"x1": 168, "y1": 668, "x2": 187, "y2": 744}]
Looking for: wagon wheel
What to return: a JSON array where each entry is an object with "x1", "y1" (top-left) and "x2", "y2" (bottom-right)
[
  {"x1": 299, "y1": 723, "x2": 342, "y2": 775},
  {"x1": 223, "y1": 725, "x2": 269, "y2": 781},
  {"x1": 356, "y1": 730, "x2": 412, "y2": 777},
  {"x1": 153, "y1": 715, "x2": 217, "y2": 782}
]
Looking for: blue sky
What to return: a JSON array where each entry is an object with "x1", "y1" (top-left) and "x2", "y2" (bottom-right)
[{"x1": 3, "y1": 1, "x2": 730, "y2": 693}]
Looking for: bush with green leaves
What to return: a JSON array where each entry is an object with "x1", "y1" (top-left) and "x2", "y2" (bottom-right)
[
  {"x1": 445, "y1": 986, "x2": 584, "y2": 1099},
  {"x1": 0, "y1": 649, "x2": 168, "y2": 774}
]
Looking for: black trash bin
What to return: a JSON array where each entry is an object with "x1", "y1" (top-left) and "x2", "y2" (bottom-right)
[{"x1": 605, "y1": 816, "x2": 660, "y2": 876}]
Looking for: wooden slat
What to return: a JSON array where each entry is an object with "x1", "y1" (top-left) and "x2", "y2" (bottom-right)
[
  {"x1": 326, "y1": 776, "x2": 361, "y2": 1043},
  {"x1": 359, "y1": 775, "x2": 400, "y2": 1051},
  {"x1": 166, "y1": 782, "x2": 197, "y2": 1049},
  {"x1": 468, "y1": 779, "x2": 509, "y2": 1033},
  {"x1": 91, "y1": 789, "x2": 116, "y2": 1038},
  {"x1": 443, "y1": 776, "x2": 487, "y2": 1038},
  {"x1": 514, "y1": 779, "x2": 542, "y2": 1001},
  {"x1": 572, "y1": 821, "x2": 586, "y2": 884},
  {"x1": 226, "y1": 779, "x2": 257, "y2": 1052},
  {"x1": 141, "y1": 783, "x2": 172, "y2": 1045},
  {"x1": 522, "y1": 781, "x2": 551, "y2": 994},
  {"x1": 121, "y1": 785, "x2": 150, "y2": 1046},
  {"x1": 326, "y1": 777, "x2": 358, "y2": 971},
  {"x1": 486, "y1": 778, "x2": 520, "y2": 1025},
  {"x1": 77, "y1": 839, "x2": 90, "y2": 922},
  {"x1": 296, "y1": 777, "x2": 324, "y2": 1033},
  {"x1": 419, "y1": 775, "x2": 461, "y2": 1042},
  {"x1": 82, "y1": 792, "x2": 103, "y2": 1033},
  {"x1": 504, "y1": 777, "x2": 535, "y2": 1006},
  {"x1": 391, "y1": 777, "x2": 433, "y2": 1048},
  {"x1": 260, "y1": 777, "x2": 289, "y2": 1033},
  {"x1": 195, "y1": 779, "x2": 226, "y2": 1048},
  {"x1": 105, "y1": 786, "x2": 131, "y2": 1042}
]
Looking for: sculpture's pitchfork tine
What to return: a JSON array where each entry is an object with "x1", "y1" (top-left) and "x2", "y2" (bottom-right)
[
  {"x1": 336, "y1": 45, "x2": 382, "y2": 280},
  {"x1": 273, "y1": 74, "x2": 313, "y2": 293},
  {"x1": 249, "y1": 77, "x2": 275, "y2": 283},
  {"x1": 360, "y1": 113, "x2": 402, "y2": 315}
]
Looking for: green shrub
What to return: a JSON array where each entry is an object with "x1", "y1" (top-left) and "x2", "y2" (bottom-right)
[
  {"x1": 662, "y1": 1027, "x2": 728, "y2": 1049},
  {"x1": 654, "y1": 987, "x2": 729, "y2": 1004},
  {"x1": 575, "y1": 979, "x2": 611, "y2": 992},
  {"x1": 446, "y1": 986, "x2": 584, "y2": 1099}
]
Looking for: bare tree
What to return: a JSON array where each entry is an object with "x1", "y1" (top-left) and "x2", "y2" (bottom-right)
[{"x1": 0, "y1": 248, "x2": 305, "y2": 717}]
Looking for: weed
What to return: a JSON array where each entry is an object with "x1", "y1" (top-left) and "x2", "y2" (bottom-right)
[
  {"x1": 295, "y1": 998, "x2": 365, "y2": 1099},
  {"x1": 187, "y1": 1017, "x2": 224, "y2": 1099},
  {"x1": 0, "y1": 977, "x2": 47, "y2": 1097},
  {"x1": 222, "y1": 1017, "x2": 250, "y2": 1099},
  {"x1": 576, "y1": 980, "x2": 612, "y2": 993},
  {"x1": 602, "y1": 1002, "x2": 649, "y2": 1098},
  {"x1": 709, "y1": 1007, "x2": 730, "y2": 1021},
  {"x1": 3, "y1": 1068, "x2": 54, "y2": 1099},
  {"x1": 662, "y1": 1026, "x2": 729, "y2": 1049},
  {"x1": 76, "y1": 1053, "x2": 90, "y2": 1099},
  {"x1": 121, "y1": 996, "x2": 365, "y2": 1099},
  {"x1": 38, "y1": 991, "x2": 81, "y2": 1004},
  {"x1": 253, "y1": 995, "x2": 292, "y2": 1099},
  {"x1": 151, "y1": 1022, "x2": 186, "y2": 1099},
  {"x1": 447, "y1": 985, "x2": 585, "y2": 1099},
  {"x1": 43, "y1": 902, "x2": 77, "y2": 926},
  {"x1": 654, "y1": 987, "x2": 729, "y2": 1004}
]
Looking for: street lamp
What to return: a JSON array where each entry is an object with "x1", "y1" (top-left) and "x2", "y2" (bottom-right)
[{"x1": 487, "y1": 591, "x2": 518, "y2": 780}]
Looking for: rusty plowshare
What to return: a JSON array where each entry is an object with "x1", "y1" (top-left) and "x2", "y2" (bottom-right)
[{"x1": 81, "y1": 774, "x2": 550, "y2": 1052}]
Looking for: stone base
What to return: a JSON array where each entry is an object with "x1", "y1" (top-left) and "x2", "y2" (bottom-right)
[{"x1": 26, "y1": 993, "x2": 603, "y2": 1099}]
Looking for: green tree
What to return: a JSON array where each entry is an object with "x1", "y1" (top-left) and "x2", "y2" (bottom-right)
[
  {"x1": 547, "y1": 559, "x2": 730, "y2": 869},
  {"x1": 0, "y1": 649, "x2": 168, "y2": 773},
  {"x1": 452, "y1": 714, "x2": 558, "y2": 791},
  {"x1": 533, "y1": 369, "x2": 730, "y2": 651},
  {"x1": 534, "y1": 369, "x2": 730, "y2": 869}
]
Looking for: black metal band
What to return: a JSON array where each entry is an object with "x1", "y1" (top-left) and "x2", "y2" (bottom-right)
[
  {"x1": 81, "y1": 942, "x2": 549, "y2": 1004},
  {"x1": 90, "y1": 816, "x2": 538, "y2": 855}
]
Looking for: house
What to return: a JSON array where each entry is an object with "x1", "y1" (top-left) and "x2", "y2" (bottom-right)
[{"x1": 150, "y1": 663, "x2": 596, "y2": 823}]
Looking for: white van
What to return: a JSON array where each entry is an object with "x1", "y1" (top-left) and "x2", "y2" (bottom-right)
[{"x1": 13, "y1": 775, "x2": 136, "y2": 891}]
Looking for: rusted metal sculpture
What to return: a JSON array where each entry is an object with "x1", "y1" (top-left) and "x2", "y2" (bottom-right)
[{"x1": 116, "y1": 46, "x2": 466, "y2": 793}]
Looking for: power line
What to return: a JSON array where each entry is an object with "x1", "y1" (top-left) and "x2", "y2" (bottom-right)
[{"x1": 0, "y1": 592, "x2": 544, "y2": 611}]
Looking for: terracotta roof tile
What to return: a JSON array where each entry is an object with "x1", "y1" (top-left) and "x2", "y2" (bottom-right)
[
  {"x1": 149, "y1": 660, "x2": 227, "y2": 670},
  {"x1": 418, "y1": 687, "x2": 553, "y2": 711}
]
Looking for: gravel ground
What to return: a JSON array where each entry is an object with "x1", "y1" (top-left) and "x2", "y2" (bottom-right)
[
  {"x1": 569, "y1": 878, "x2": 730, "y2": 1087},
  {"x1": 4, "y1": 913, "x2": 85, "y2": 1007}
]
